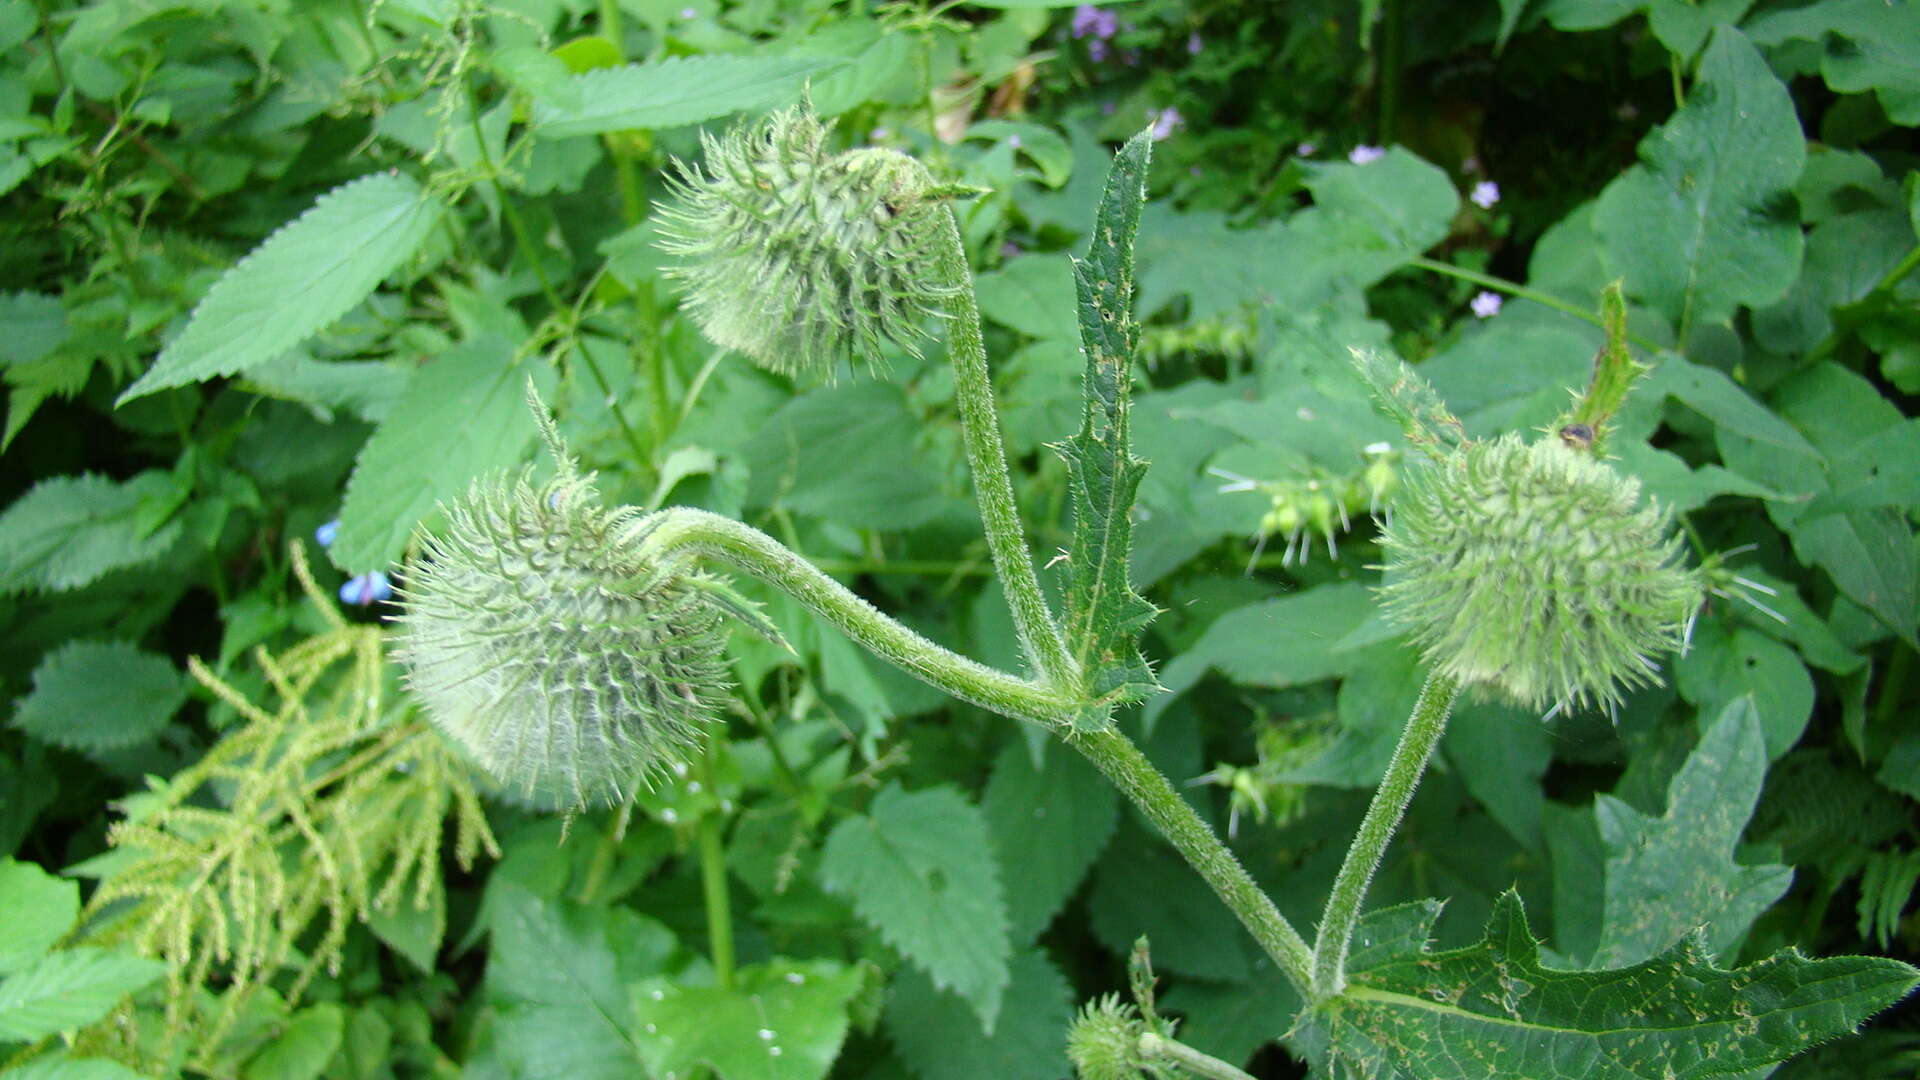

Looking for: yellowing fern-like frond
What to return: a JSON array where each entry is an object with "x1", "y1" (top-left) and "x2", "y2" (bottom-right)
[{"x1": 77, "y1": 542, "x2": 499, "y2": 1070}]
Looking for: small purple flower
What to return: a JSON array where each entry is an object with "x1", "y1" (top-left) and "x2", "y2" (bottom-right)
[
  {"x1": 1001, "y1": 240, "x2": 1022, "y2": 259},
  {"x1": 679, "y1": 6, "x2": 696, "y2": 17},
  {"x1": 1007, "y1": 134, "x2": 1022, "y2": 149},
  {"x1": 1088, "y1": 38, "x2": 1108, "y2": 61},
  {"x1": 1072, "y1": 5, "x2": 1118, "y2": 40},
  {"x1": 1150, "y1": 107, "x2": 1183, "y2": 141},
  {"x1": 1470, "y1": 291, "x2": 1504, "y2": 319},
  {"x1": 1100, "y1": 101, "x2": 1116, "y2": 116},
  {"x1": 1187, "y1": 32, "x2": 1203, "y2": 54},
  {"x1": 870, "y1": 126, "x2": 891, "y2": 141},
  {"x1": 340, "y1": 571, "x2": 393, "y2": 607},
  {"x1": 1348, "y1": 144, "x2": 1385, "y2": 165},
  {"x1": 315, "y1": 519, "x2": 340, "y2": 548},
  {"x1": 1296, "y1": 141, "x2": 1317, "y2": 157},
  {"x1": 1470, "y1": 180, "x2": 1501, "y2": 209},
  {"x1": 1190, "y1": 166, "x2": 1202, "y2": 177}
]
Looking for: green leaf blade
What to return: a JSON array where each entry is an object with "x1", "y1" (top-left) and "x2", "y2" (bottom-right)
[
  {"x1": 331, "y1": 339, "x2": 549, "y2": 574},
  {"x1": 630, "y1": 959, "x2": 862, "y2": 1080},
  {"x1": 1590, "y1": 698, "x2": 1793, "y2": 969},
  {"x1": 530, "y1": 55, "x2": 843, "y2": 137},
  {"x1": 11, "y1": 641, "x2": 186, "y2": 752},
  {"x1": 1055, "y1": 129, "x2": 1159, "y2": 722},
  {"x1": 0, "y1": 947, "x2": 166, "y2": 1041},
  {"x1": 0, "y1": 858, "x2": 79, "y2": 976},
  {"x1": 0, "y1": 472, "x2": 184, "y2": 594},
  {"x1": 1593, "y1": 26, "x2": 1805, "y2": 335},
  {"x1": 119, "y1": 172, "x2": 446, "y2": 403},
  {"x1": 818, "y1": 784, "x2": 1010, "y2": 1032},
  {"x1": 1295, "y1": 893, "x2": 1920, "y2": 1079}
]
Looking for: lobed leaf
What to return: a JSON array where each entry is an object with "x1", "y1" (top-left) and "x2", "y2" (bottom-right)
[
  {"x1": 1588, "y1": 698, "x2": 1793, "y2": 969},
  {"x1": 1294, "y1": 892, "x2": 1920, "y2": 1079},
  {"x1": 0, "y1": 947, "x2": 166, "y2": 1041},
  {"x1": 118, "y1": 172, "x2": 446, "y2": 403},
  {"x1": 1053, "y1": 128, "x2": 1160, "y2": 723}
]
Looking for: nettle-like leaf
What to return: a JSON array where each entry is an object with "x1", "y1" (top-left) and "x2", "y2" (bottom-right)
[
  {"x1": 1053, "y1": 128, "x2": 1159, "y2": 721},
  {"x1": 0, "y1": 947, "x2": 167, "y2": 1041},
  {"x1": 331, "y1": 338, "x2": 552, "y2": 574},
  {"x1": 817, "y1": 783, "x2": 1010, "y2": 1032},
  {"x1": 118, "y1": 172, "x2": 447, "y2": 403},
  {"x1": 11, "y1": 641, "x2": 187, "y2": 752},
  {"x1": 1293, "y1": 893, "x2": 1920, "y2": 1079},
  {"x1": 630, "y1": 959, "x2": 863, "y2": 1080},
  {"x1": 0, "y1": 472, "x2": 184, "y2": 594},
  {"x1": 529, "y1": 54, "x2": 843, "y2": 137},
  {"x1": 1593, "y1": 26, "x2": 1804, "y2": 335},
  {"x1": 1588, "y1": 698, "x2": 1793, "y2": 969},
  {"x1": 1747, "y1": 0, "x2": 1920, "y2": 125},
  {"x1": 0, "y1": 858, "x2": 79, "y2": 975}
]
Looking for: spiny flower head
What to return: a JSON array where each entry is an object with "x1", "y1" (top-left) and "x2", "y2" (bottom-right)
[
  {"x1": 656, "y1": 106, "x2": 961, "y2": 378},
  {"x1": 394, "y1": 465, "x2": 730, "y2": 811},
  {"x1": 1067, "y1": 994, "x2": 1163, "y2": 1080},
  {"x1": 1378, "y1": 433, "x2": 1703, "y2": 714}
]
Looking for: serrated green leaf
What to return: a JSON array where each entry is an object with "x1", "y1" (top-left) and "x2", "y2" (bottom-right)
[
  {"x1": 1593, "y1": 27, "x2": 1804, "y2": 335},
  {"x1": 0, "y1": 472, "x2": 183, "y2": 594},
  {"x1": 1589, "y1": 698, "x2": 1793, "y2": 969},
  {"x1": 331, "y1": 338, "x2": 549, "y2": 574},
  {"x1": 0, "y1": 947, "x2": 166, "y2": 1040},
  {"x1": 485, "y1": 878, "x2": 679, "y2": 1080},
  {"x1": 630, "y1": 959, "x2": 862, "y2": 1080},
  {"x1": 530, "y1": 55, "x2": 842, "y2": 137},
  {"x1": 0, "y1": 858, "x2": 78, "y2": 975},
  {"x1": 118, "y1": 173, "x2": 446, "y2": 403},
  {"x1": 1293, "y1": 892, "x2": 1920, "y2": 1079},
  {"x1": 981, "y1": 740, "x2": 1118, "y2": 945},
  {"x1": 818, "y1": 784, "x2": 1009, "y2": 1032},
  {"x1": 11, "y1": 641, "x2": 186, "y2": 752},
  {"x1": 883, "y1": 949, "x2": 1071, "y2": 1080},
  {"x1": 242, "y1": 1002, "x2": 344, "y2": 1080},
  {"x1": 1055, "y1": 129, "x2": 1158, "y2": 720}
]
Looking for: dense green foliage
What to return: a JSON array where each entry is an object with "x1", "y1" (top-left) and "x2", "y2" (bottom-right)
[{"x1": 3, "y1": 0, "x2": 1918, "y2": 1076}]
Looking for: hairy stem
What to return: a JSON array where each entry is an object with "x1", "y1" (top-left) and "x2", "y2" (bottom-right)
[
  {"x1": 634, "y1": 508, "x2": 1081, "y2": 728},
  {"x1": 1139, "y1": 1032, "x2": 1259, "y2": 1080},
  {"x1": 1073, "y1": 726, "x2": 1313, "y2": 996},
  {"x1": 1311, "y1": 671, "x2": 1460, "y2": 999},
  {"x1": 930, "y1": 206, "x2": 1078, "y2": 692}
]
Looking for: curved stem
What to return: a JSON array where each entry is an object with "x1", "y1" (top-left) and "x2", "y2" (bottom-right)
[
  {"x1": 1139, "y1": 1032, "x2": 1259, "y2": 1080},
  {"x1": 1072, "y1": 726, "x2": 1313, "y2": 996},
  {"x1": 1406, "y1": 257, "x2": 1669, "y2": 355},
  {"x1": 698, "y1": 744, "x2": 735, "y2": 991},
  {"x1": 1311, "y1": 671, "x2": 1459, "y2": 999},
  {"x1": 633, "y1": 508, "x2": 1080, "y2": 729},
  {"x1": 930, "y1": 206, "x2": 1077, "y2": 691}
]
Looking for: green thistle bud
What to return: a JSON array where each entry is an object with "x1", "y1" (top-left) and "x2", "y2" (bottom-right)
[
  {"x1": 656, "y1": 106, "x2": 961, "y2": 377},
  {"x1": 1377, "y1": 433, "x2": 1703, "y2": 714},
  {"x1": 1066, "y1": 995, "x2": 1156, "y2": 1080},
  {"x1": 394, "y1": 467, "x2": 731, "y2": 811}
]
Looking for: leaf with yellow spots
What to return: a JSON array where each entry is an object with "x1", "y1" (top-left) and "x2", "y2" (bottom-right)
[{"x1": 1290, "y1": 892, "x2": 1919, "y2": 1079}]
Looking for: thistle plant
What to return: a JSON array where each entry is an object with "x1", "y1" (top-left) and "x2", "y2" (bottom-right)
[{"x1": 394, "y1": 110, "x2": 1918, "y2": 1079}]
